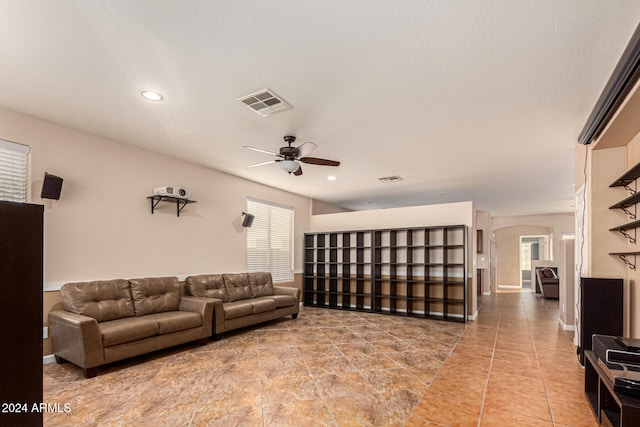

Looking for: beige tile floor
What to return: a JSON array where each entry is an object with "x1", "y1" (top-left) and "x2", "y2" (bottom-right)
[{"x1": 43, "y1": 291, "x2": 596, "y2": 426}]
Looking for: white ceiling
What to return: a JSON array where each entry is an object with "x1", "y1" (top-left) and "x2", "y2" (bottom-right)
[{"x1": 1, "y1": 1, "x2": 640, "y2": 216}]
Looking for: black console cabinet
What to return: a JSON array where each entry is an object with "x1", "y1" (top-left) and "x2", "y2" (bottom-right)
[
  {"x1": 0, "y1": 201, "x2": 43, "y2": 426},
  {"x1": 585, "y1": 350, "x2": 640, "y2": 426}
]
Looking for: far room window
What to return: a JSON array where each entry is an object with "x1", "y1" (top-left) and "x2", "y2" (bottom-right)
[
  {"x1": 246, "y1": 197, "x2": 294, "y2": 282},
  {"x1": 0, "y1": 139, "x2": 30, "y2": 203}
]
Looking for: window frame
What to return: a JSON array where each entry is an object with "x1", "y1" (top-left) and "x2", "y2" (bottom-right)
[
  {"x1": 245, "y1": 197, "x2": 294, "y2": 283},
  {"x1": 0, "y1": 139, "x2": 30, "y2": 203}
]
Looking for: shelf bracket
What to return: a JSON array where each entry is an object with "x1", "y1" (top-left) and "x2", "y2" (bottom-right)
[
  {"x1": 150, "y1": 198, "x2": 162, "y2": 214},
  {"x1": 618, "y1": 229, "x2": 637, "y2": 244},
  {"x1": 618, "y1": 254, "x2": 636, "y2": 270},
  {"x1": 176, "y1": 200, "x2": 188, "y2": 217},
  {"x1": 624, "y1": 183, "x2": 637, "y2": 195},
  {"x1": 621, "y1": 206, "x2": 637, "y2": 220}
]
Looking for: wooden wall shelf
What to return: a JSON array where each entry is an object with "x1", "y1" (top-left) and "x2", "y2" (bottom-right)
[
  {"x1": 147, "y1": 195, "x2": 197, "y2": 217},
  {"x1": 610, "y1": 161, "x2": 640, "y2": 268}
]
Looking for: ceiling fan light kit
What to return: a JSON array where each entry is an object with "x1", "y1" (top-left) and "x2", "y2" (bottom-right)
[
  {"x1": 279, "y1": 160, "x2": 300, "y2": 173},
  {"x1": 244, "y1": 135, "x2": 340, "y2": 176}
]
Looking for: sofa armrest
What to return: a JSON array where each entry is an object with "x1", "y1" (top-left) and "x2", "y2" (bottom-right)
[
  {"x1": 48, "y1": 310, "x2": 104, "y2": 369},
  {"x1": 179, "y1": 296, "x2": 215, "y2": 336},
  {"x1": 273, "y1": 285, "x2": 300, "y2": 302}
]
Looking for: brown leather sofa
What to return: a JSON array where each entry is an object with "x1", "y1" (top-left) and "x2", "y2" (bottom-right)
[
  {"x1": 537, "y1": 268, "x2": 559, "y2": 299},
  {"x1": 184, "y1": 272, "x2": 299, "y2": 339},
  {"x1": 49, "y1": 276, "x2": 214, "y2": 378}
]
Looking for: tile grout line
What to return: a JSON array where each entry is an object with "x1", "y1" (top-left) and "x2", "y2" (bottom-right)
[{"x1": 476, "y1": 295, "x2": 501, "y2": 426}]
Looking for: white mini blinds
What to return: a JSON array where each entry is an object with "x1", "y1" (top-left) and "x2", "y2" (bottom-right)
[
  {"x1": 0, "y1": 140, "x2": 30, "y2": 203},
  {"x1": 246, "y1": 198, "x2": 294, "y2": 282}
]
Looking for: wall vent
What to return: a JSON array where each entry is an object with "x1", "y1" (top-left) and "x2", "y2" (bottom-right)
[
  {"x1": 237, "y1": 88, "x2": 293, "y2": 117},
  {"x1": 378, "y1": 175, "x2": 403, "y2": 183}
]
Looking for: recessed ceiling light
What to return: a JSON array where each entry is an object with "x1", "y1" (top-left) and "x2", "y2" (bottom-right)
[
  {"x1": 141, "y1": 91, "x2": 163, "y2": 101},
  {"x1": 440, "y1": 193, "x2": 450, "y2": 197},
  {"x1": 328, "y1": 175, "x2": 337, "y2": 181}
]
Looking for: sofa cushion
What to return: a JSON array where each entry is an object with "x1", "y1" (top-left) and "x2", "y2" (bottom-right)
[
  {"x1": 144, "y1": 311, "x2": 203, "y2": 335},
  {"x1": 268, "y1": 294, "x2": 297, "y2": 308},
  {"x1": 251, "y1": 297, "x2": 277, "y2": 314},
  {"x1": 184, "y1": 274, "x2": 228, "y2": 302},
  {"x1": 60, "y1": 279, "x2": 134, "y2": 323},
  {"x1": 129, "y1": 277, "x2": 180, "y2": 316},
  {"x1": 223, "y1": 273, "x2": 252, "y2": 302},
  {"x1": 223, "y1": 300, "x2": 253, "y2": 320},
  {"x1": 99, "y1": 316, "x2": 159, "y2": 347},
  {"x1": 248, "y1": 272, "x2": 274, "y2": 297}
]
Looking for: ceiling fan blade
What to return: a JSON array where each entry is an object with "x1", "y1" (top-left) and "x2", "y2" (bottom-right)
[
  {"x1": 243, "y1": 146, "x2": 280, "y2": 156},
  {"x1": 299, "y1": 157, "x2": 340, "y2": 167},
  {"x1": 294, "y1": 142, "x2": 317, "y2": 158},
  {"x1": 293, "y1": 165, "x2": 303, "y2": 176},
  {"x1": 246, "y1": 160, "x2": 277, "y2": 168}
]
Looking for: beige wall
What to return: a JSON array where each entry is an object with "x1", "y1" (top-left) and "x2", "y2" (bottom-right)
[
  {"x1": 493, "y1": 225, "x2": 553, "y2": 287},
  {"x1": 311, "y1": 198, "x2": 352, "y2": 215},
  {"x1": 0, "y1": 108, "x2": 312, "y2": 356},
  {"x1": 309, "y1": 201, "x2": 474, "y2": 232}
]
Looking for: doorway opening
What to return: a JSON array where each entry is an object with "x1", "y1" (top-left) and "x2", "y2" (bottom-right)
[{"x1": 520, "y1": 235, "x2": 549, "y2": 290}]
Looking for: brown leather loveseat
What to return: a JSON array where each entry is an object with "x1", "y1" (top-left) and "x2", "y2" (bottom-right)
[
  {"x1": 184, "y1": 272, "x2": 299, "y2": 339},
  {"x1": 49, "y1": 276, "x2": 214, "y2": 378}
]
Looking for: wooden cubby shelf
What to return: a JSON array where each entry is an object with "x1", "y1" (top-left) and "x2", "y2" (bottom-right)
[{"x1": 304, "y1": 225, "x2": 467, "y2": 323}]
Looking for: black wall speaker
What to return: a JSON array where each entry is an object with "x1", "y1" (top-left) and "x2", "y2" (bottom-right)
[
  {"x1": 241, "y1": 212, "x2": 255, "y2": 228},
  {"x1": 578, "y1": 277, "x2": 623, "y2": 366},
  {"x1": 41, "y1": 172, "x2": 63, "y2": 200}
]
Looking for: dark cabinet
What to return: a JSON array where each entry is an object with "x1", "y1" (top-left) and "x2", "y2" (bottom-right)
[
  {"x1": 585, "y1": 350, "x2": 640, "y2": 426},
  {"x1": 304, "y1": 225, "x2": 467, "y2": 323},
  {"x1": 578, "y1": 277, "x2": 623, "y2": 366},
  {"x1": 0, "y1": 201, "x2": 43, "y2": 426}
]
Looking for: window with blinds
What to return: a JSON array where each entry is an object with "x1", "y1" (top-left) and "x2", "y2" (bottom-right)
[
  {"x1": 0, "y1": 140, "x2": 30, "y2": 203},
  {"x1": 246, "y1": 197, "x2": 294, "y2": 282}
]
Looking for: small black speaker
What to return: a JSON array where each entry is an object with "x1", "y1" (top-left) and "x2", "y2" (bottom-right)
[
  {"x1": 41, "y1": 172, "x2": 63, "y2": 200},
  {"x1": 242, "y1": 212, "x2": 255, "y2": 228}
]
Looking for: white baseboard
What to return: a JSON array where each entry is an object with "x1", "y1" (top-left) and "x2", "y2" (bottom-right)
[
  {"x1": 482, "y1": 291, "x2": 491, "y2": 295},
  {"x1": 558, "y1": 318, "x2": 575, "y2": 331},
  {"x1": 467, "y1": 310, "x2": 478, "y2": 321},
  {"x1": 43, "y1": 354, "x2": 56, "y2": 364}
]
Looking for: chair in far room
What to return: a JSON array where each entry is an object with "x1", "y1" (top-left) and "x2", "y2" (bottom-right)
[{"x1": 536, "y1": 267, "x2": 559, "y2": 299}]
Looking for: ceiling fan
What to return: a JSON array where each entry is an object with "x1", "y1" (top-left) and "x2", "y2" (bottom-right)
[{"x1": 244, "y1": 135, "x2": 340, "y2": 176}]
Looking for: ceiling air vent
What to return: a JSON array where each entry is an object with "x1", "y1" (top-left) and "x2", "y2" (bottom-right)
[
  {"x1": 237, "y1": 88, "x2": 293, "y2": 117},
  {"x1": 378, "y1": 175, "x2": 403, "y2": 183}
]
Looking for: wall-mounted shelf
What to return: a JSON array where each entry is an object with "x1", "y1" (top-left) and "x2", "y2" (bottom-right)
[
  {"x1": 610, "y1": 161, "x2": 640, "y2": 268},
  {"x1": 609, "y1": 220, "x2": 640, "y2": 243},
  {"x1": 610, "y1": 192, "x2": 640, "y2": 214},
  {"x1": 147, "y1": 195, "x2": 197, "y2": 217},
  {"x1": 609, "y1": 252, "x2": 640, "y2": 270},
  {"x1": 610, "y1": 162, "x2": 640, "y2": 189}
]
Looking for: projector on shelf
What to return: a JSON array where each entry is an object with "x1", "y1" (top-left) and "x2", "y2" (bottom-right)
[{"x1": 153, "y1": 186, "x2": 190, "y2": 199}]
